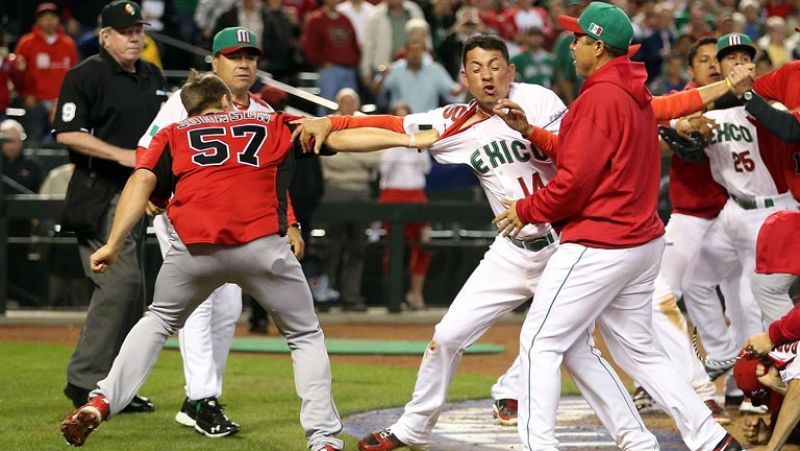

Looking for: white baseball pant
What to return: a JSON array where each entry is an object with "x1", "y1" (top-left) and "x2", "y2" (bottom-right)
[
  {"x1": 392, "y1": 236, "x2": 659, "y2": 450},
  {"x1": 519, "y1": 239, "x2": 728, "y2": 451},
  {"x1": 153, "y1": 214, "x2": 242, "y2": 400}
]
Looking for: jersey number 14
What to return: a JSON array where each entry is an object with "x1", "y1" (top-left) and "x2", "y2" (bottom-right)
[{"x1": 517, "y1": 173, "x2": 545, "y2": 197}]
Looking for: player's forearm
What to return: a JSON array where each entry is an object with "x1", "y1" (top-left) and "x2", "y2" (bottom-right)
[
  {"x1": 745, "y1": 92, "x2": 800, "y2": 143},
  {"x1": 527, "y1": 126, "x2": 558, "y2": 160},
  {"x1": 765, "y1": 380, "x2": 800, "y2": 451},
  {"x1": 106, "y1": 169, "x2": 156, "y2": 250},
  {"x1": 329, "y1": 114, "x2": 406, "y2": 133},
  {"x1": 326, "y1": 127, "x2": 415, "y2": 152},
  {"x1": 56, "y1": 131, "x2": 133, "y2": 163}
]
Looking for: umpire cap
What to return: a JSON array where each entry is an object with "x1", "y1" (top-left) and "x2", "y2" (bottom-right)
[{"x1": 102, "y1": 1, "x2": 149, "y2": 29}]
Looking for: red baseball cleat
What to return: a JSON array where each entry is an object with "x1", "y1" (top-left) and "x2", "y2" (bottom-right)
[
  {"x1": 318, "y1": 445, "x2": 342, "y2": 451},
  {"x1": 358, "y1": 428, "x2": 406, "y2": 451},
  {"x1": 61, "y1": 395, "x2": 110, "y2": 446},
  {"x1": 492, "y1": 398, "x2": 518, "y2": 426}
]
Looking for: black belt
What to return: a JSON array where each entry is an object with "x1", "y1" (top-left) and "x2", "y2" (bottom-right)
[
  {"x1": 507, "y1": 230, "x2": 557, "y2": 252},
  {"x1": 730, "y1": 194, "x2": 774, "y2": 210}
]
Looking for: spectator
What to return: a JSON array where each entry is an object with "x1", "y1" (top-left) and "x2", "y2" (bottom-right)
[
  {"x1": 302, "y1": 0, "x2": 361, "y2": 116},
  {"x1": 632, "y1": 2, "x2": 674, "y2": 82},
  {"x1": 649, "y1": 51, "x2": 688, "y2": 96},
  {"x1": 213, "y1": 0, "x2": 266, "y2": 50},
  {"x1": 360, "y1": 0, "x2": 424, "y2": 92},
  {"x1": 377, "y1": 39, "x2": 461, "y2": 113},
  {"x1": 739, "y1": 0, "x2": 763, "y2": 41},
  {"x1": 759, "y1": 16, "x2": 793, "y2": 69},
  {"x1": 673, "y1": 33, "x2": 697, "y2": 68},
  {"x1": 436, "y1": 6, "x2": 485, "y2": 80},
  {"x1": 282, "y1": 0, "x2": 319, "y2": 28},
  {"x1": 755, "y1": 52, "x2": 774, "y2": 77},
  {"x1": 263, "y1": 0, "x2": 301, "y2": 82},
  {"x1": 1, "y1": 119, "x2": 42, "y2": 195},
  {"x1": 510, "y1": 26, "x2": 554, "y2": 88},
  {"x1": 319, "y1": 88, "x2": 380, "y2": 312},
  {"x1": 474, "y1": 0, "x2": 502, "y2": 37},
  {"x1": 680, "y1": 4, "x2": 714, "y2": 41},
  {"x1": 52, "y1": 0, "x2": 166, "y2": 412},
  {"x1": 337, "y1": 0, "x2": 375, "y2": 51},
  {"x1": 552, "y1": 0, "x2": 587, "y2": 104},
  {"x1": 378, "y1": 103, "x2": 432, "y2": 310},
  {"x1": 0, "y1": 30, "x2": 25, "y2": 122},
  {"x1": 501, "y1": 0, "x2": 553, "y2": 44},
  {"x1": 14, "y1": 2, "x2": 78, "y2": 145},
  {"x1": 423, "y1": 0, "x2": 456, "y2": 51},
  {"x1": 194, "y1": 0, "x2": 236, "y2": 42}
]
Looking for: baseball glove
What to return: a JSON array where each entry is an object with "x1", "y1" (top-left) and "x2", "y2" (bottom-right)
[{"x1": 658, "y1": 125, "x2": 707, "y2": 163}]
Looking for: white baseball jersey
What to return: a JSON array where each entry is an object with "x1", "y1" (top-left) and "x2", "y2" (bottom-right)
[
  {"x1": 703, "y1": 106, "x2": 782, "y2": 201},
  {"x1": 402, "y1": 83, "x2": 566, "y2": 240},
  {"x1": 138, "y1": 90, "x2": 273, "y2": 149}
]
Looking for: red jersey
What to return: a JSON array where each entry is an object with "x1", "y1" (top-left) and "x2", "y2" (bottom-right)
[
  {"x1": 14, "y1": 25, "x2": 77, "y2": 101},
  {"x1": 136, "y1": 111, "x2": 299, "y2": 245},
  {"x1": 668, "y1": 82, "x2": 729, "y2": 219},
  {"x1": 757, "y1": 211, "x2": 800, "y2": 276},
  {"x1": 516, "y1": 57, "x2": 664, "y2": 248}
]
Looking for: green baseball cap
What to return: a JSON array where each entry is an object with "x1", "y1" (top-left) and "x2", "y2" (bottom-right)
[
  {"x1": 716, "y1": 33, "x2": 757, "y2": 60},
  {"x1": 557, "y1": 1, "x2": 633, "y2": 51},
  {"x1": 212, "y1": 27, "x2": 262, "y2": 56}
]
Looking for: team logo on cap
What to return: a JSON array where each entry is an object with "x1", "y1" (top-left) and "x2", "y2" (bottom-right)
[
  {"x1": 125, "y1": 3, "x2": 136, "y2": 15},
  {"x1": 236, "y1": 28, "x2": 251, "y2": 43},
  {"x1": 728, "y1": 34, "x2": 742, "y2": 45},
  {"x1": 588, "y1": 22, "x2": 603, "y2": 36}
]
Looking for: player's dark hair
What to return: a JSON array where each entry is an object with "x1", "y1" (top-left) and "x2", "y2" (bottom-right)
[
  {"x1": 687, "y1": 37, "x2": 718, "y2": 68},
  {"x1": 461, "y1": 34, "x2": 510, "y2": 68},
  {"x1": 180, "y1": 69, "x2": 233, "y2": 117}
]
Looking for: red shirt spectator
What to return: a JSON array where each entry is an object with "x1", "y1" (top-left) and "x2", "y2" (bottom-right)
[
  {"x1": 0, "y1": 53, "x2": 25, "y2": 115},
  {"x1": 301, "y1": 2, "x2": 361, "y2": 68}
]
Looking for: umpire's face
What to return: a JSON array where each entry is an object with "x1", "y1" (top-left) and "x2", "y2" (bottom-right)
[
  {"x1": 212, "y1": 49, "x2": 258, "y2": 96},
  {"x1": 101, "y1": 24, "x2": 145, "y2": 69}
]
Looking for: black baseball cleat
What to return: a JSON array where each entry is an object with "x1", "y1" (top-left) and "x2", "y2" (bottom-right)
[
  {"x1": 175, "y1": 397, "x2": 198, "y2": 427},
  {"x1": 64, "y1": 383, "x2": 91, "y2": 408},
  {"x1": 121, "y1": 394, "x2": 155, "y2": 413},
  {"x1": 194, "y1": 397, "x2": 240, "y2": 438},
  {"x1": 713, "y1": 433, "x2": 745, "y2": 451}
]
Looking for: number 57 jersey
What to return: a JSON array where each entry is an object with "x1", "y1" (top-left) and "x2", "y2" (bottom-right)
[
  {"x1": 402, "y1": 83, "x2": 567, "y2": 240},
  {"x1": 136, "y1": 111, "x2": 299, "y2": 246}
]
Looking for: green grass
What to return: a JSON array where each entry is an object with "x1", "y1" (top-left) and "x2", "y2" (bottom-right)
[{"x1": 0, "y1": 342, "x2": 519, "y2": 450}]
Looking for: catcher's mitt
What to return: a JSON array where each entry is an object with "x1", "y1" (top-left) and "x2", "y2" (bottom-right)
[{"x1": 658, "y1": 125, "x2": 707, "y2": 163}]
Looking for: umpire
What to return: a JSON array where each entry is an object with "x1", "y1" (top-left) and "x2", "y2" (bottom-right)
[{"x1": 53, "y1": 0, "x2": 166, "y2": 411}]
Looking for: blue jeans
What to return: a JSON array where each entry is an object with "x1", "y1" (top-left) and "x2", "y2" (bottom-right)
[{"x1": 316, "y1": 65, "x2": 358, "y2": 116}]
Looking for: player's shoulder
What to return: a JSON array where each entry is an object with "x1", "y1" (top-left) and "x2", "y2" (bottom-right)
[
  {"x1": 247, "y1": 92, "x2": 274, "y2": 112},
  {"x1": 510, "y1": 82, "x2": 561, "y2": 105}
]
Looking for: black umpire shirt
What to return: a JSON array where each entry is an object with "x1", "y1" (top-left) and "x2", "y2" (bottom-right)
[{"x1": 52, "y1": 47, "x2": 166, "y2": 234}]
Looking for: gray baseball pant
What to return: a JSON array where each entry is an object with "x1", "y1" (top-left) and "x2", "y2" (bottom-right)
[{"x1": 93, "y1": 233, "x2": 343, "y2": 450}]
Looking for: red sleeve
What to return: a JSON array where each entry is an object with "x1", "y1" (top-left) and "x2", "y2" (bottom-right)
[
  {"x1": 328, "y1": 114, "x2": 405, "y2": 133},
  {"x1": 516, "y1": 115, "x2": 613, "y2": 224},
  {"x1": 768, "y1": 304, "x2": 800, "y2": 346},
  {"x1": 527, "y1": 126, "x2": 558, "y2": 161},
  {"x1": 13, "y1": 37, "x2": 32, "y2": 97},
  {"x1": 652, "y1": 89, "x2": 704, "y2": 122},
  {"x1": 136, "y1": 125, "x2": 170, "y2": 170},
  {"x1": 300, "y1": 14, "x2": 325, "y2": 67},
  {"x1": 754, "y1": 63, "x2": 791, "y2": 102}
]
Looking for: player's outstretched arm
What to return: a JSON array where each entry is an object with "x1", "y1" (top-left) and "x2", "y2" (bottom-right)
[
  {"x1": 90, "y1": 169, "x2": 157, "y2": 273},
  {"x1": 763, "y1": 379, "x2": 800, "y2": 451},
  {"x1": 326, "y1": 127, "x2": 438, "y2": 152}
]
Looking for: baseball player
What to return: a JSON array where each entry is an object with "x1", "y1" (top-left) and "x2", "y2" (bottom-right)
[
  {"x1": 678, "y1": 34, "x2": 799, "y2": 388},
  {"x1": 59, "y1": 70, "x2": 435, "y2": 449},
  {"x1": 134, "y1": 27, "x2": 302, "y2": 437},
  {"x1": 298, "y1": 34, "x2": 685, "y2": 451},
  {"x1": 494, "y1": 4, "x2": 741, "y2": 450}
]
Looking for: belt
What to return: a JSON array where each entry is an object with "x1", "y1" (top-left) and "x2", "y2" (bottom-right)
[
  {"x1": 730, "y1": 194, "x2": 774, "y2": 210},
  {"x1": 507, "y1": 230, "x2": 557, "y2": 252}
]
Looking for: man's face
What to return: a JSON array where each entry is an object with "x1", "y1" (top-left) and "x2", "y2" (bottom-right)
[
  {"x1": 103, "y1": 25, "x2": 145, "y2": 67},
  {"x1": 406, "y1": 41, "x2": 425, "y2": 66},
  {"x1": 37, "y1": 11, "x2": 59, "y2": 34},
  {"x1": 212, "y1": 49, "x2": 258, "y2": 94},
  {"x1": 688, "y1": 43, "x2": 720, "y2": 87},
  {"x1": 719, "y1": 49, "x2": 753, "y2": 79},
  {"x1": 570, "y1": 33, "x2": 598, "y2": 78},
  {"x1": 0, "y1": 129, "x2": 23, "y2": 160},
  {"x1": 336, "y1": 94, "x2": 360, "y2": 116},
  {"x1": 460, "y1": 47, "x2": 514, "y2": 111}
]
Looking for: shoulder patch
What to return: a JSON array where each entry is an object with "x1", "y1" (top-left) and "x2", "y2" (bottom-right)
[{"x1": 149, "y1": 124, "x2": 160, "y2": 137}]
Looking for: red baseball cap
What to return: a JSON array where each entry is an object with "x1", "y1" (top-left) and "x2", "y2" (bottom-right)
[
  {"x1": 733, "y1": 353, "x2": 772, "y2": 404},
  {"x1": 36, "y1": 2, "x2": 58, "y2": 16},
  {"x1": 627, "y1": 43, "x2": 641, "y2": 58}
]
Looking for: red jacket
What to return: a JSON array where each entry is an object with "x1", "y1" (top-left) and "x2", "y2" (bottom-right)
[
  {"x1": 0, "y1": 54, "x2": 25, "y2": 111},
  {"x1": 14, "y1": 25, "x2": 78, "y2": 101},
  {"x1": 516, "y1": 57, "x2": 664, "y2": 248},
  {"x1": 769, "y1": 302, "x2": 800, "y2": 347},
  {"x1": 301, "y1": 10, "x2": 360, "y2": 68}
]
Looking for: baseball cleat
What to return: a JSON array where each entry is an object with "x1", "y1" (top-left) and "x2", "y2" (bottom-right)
[
  {"x1": 316, "y1": 445, "x2": 343, "y2": 451},
  {"x1": 61, "y1": 395, "x2": 110, "y2": 446},
  {"x1": 712, "y1": 432, "x2": 745, "y2": 450},
  {"x1": 632, "y1": 386, "x2": 655, "y2": 411},
  {"x1": 492, "y1": 398, "x2": 518, "y2": 426},
  {"x1": 175, "y1": 397, "x2": 197, "y2": 427},
  {"x1": 193, "y1": 397, "x2": 240, "y2": 438},
  {"x1": 739, "y1": 397, "x2": 768, "y2": 415},
  {"x1": 358, "y1": 428, "x2": 406, "y2": 451},
  {"x1": 704, "y1": 399, "x2": 731, "y2": 425},
  {"x1": 121, "y1": 394, "x2": 155, "y2": 413}
]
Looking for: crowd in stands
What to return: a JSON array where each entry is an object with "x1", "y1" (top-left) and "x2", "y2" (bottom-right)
[{"x1": 3, "y1": 0, "x2": 800, "y2": 310}]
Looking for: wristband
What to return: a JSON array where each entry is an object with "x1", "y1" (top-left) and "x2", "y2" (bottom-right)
[
  {"x1": 408, "y1": 133, "x2": 416, "y2": 148},
  {"x1": 725, "y1": 77, "x2": 734, "y2": 91}
]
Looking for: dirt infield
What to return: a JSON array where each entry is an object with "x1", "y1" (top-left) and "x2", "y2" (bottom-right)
[{"x1": 2, "y1": 321, "x2": 796, "y2": 450}]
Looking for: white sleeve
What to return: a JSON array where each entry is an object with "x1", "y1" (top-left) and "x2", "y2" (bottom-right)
[
  {"x1": 402, "y1": 107, "x2": 449, "y2": 135},
  {"x1": 137, "y1": 90, "x2": 187, "y2": 149}
]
